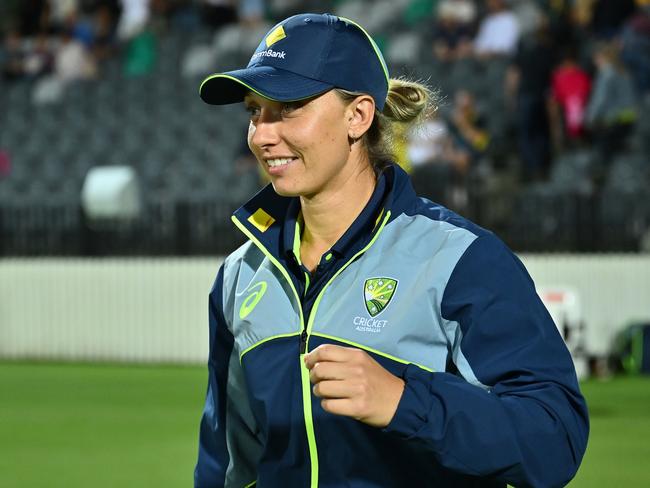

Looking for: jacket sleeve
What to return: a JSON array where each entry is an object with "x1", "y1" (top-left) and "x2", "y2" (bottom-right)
[
  {"x1": 195, "y1": 265, "x2": 261, "y2": 488},
  {"x1": 384, "y1": 234, "x2": 589, "y2": 488}
]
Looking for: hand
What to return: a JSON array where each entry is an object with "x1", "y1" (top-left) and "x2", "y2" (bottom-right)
[{"x1": 304, "y1": 344, "x2": 405, "y2": 428}]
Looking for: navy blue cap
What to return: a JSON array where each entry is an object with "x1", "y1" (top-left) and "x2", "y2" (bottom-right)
[{"x1": 199, "y1": 13, "x2": 390, "y2": 110}]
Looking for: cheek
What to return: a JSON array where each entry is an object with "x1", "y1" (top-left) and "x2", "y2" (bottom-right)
[{"x1": 319, "y1": 126, "x2": 350, "y2": 160}]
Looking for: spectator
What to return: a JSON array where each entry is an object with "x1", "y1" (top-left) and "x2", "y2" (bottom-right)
[
  {"x1": 23, "y1": 33, "x2": 55, "y2": 78},
  {"x1": 407, "y1": 112, "x2": 459, "y2": 209},
  {"x1": 550, "y1": 46, "x2": 592, "y2": 147},
  {"x1": 545, "y1": 0, "x2": 577, "y2": 47},
  {"x1": 16, "y1": 0, "x2": 50, "y2": 37},
  {"x1": 116, "y1": 0, "x2": 151, "y2": 40},
  {"x1": 54, "y1": 27, "x2": 97, "y2": 80},
  {"x1": 589, "y1": 0, "x2": 636, "y2": 39},
  {"x1": 48, "y1": 0, "x2": 80, "y2": 32},
  {"x1": 200, "y1": 0, "x2": 237, "y2": 29},
  {"x1": 92, "y1": 4, "x2": 119, "y2": 61},
  {"x1": 447, "y1": 89, "x2": 489, "y2": 168},
  {"x1": 408, "y1": 90, "x2": 488, "y2": 209},
  {"x1": 473, "y1": 0, "x2": 520, "y2": 58},
  {"x1": 239, "y1": 0, "x2": 265, "y2": 26},
  {"x1": 431, "y1": 0, "x2": 476, "y2": 62},
  {"x1": 506, "y1": 14, "x2": 556, "y2": 181},
  {"x1": 2, "y1": 29, "x2": 28, "y2": 80},
  {"x1": 585, "y1": 41, "x2": 638, "y2": 163},
  {"x1": 621, "y1": 6, "x2": 650, "y2": 94},
  {"x1": 407, "y1": 112, "x2": 450, "y2": 169}
]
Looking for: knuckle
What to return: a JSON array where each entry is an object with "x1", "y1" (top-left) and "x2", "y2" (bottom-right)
[
  {"x1": 357, "y1": 381, "x2": 368, "y2": 396},
  {"x1": 355, "y1": 397, "x2": 369, "y2": 416},
  {"x1": 319, "y1": 344, "x2": 334, "y2": 354},
  {"x1": 311, "y1": 362, "x2": 321, "y2": 377}
]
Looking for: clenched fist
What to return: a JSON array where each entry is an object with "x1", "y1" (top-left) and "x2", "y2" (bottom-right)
[{"x1": 304, "y1": 344, "x2": 405, "y2": 428}]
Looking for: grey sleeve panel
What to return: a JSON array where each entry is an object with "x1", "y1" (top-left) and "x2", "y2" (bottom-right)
[
  {"x1": 441, "y1": 319, "x2": 490, "y2": 390},
  {"x1": 222, "y1": 244, "x2": 263, "y2": 487},
  {"x1": 223, "y1": 240, "x2": 302, "y2": 358},
  {"x1": 389, "y1": 214, "x2": 487, "y2": 388},
  {"x1": 222, "y1": 241, "x2": 256, "y2": 327}
]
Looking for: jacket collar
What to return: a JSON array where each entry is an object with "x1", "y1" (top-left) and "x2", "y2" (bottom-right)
[{"x1": 231, "y1": 164, "x2": 418, "y2": 261}]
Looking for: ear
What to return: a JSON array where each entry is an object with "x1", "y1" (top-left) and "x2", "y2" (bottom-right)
[{"x1": 346, "y1": 95, "x2": 375, "y2": 141}]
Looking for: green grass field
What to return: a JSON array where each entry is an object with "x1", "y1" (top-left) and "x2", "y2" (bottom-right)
[{"x1": 1, "y1": 362, "x2": 648, "y2": 487}]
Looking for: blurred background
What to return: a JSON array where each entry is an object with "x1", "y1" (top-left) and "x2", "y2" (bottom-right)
[{"x1": 0, "y1": 0, "x2": 649, "y2": 486}]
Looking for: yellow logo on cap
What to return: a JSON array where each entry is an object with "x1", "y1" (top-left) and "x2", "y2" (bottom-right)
[
  {"x1": 248, "y1": 208, "x2": 275, "y2": 232},
  {"x1": 265, "y1": 25, "x2": 286, "y2": 47}
]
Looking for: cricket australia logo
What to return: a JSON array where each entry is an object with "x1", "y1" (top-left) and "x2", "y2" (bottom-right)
[{"x1": 364, "y1": 278, "x2": 398, "y2": 317}]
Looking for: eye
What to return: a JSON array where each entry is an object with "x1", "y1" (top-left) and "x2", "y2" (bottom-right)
[
  {"x1": 245, "y1": 105, "x2": 261, "y2": 119},
  {"x1": 281, "y1": 101, "x2": 303, "y2": 115}
]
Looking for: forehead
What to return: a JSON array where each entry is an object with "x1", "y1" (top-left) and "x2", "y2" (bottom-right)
[
  {"x1": 243, "y1": 90, "x2": 340, "y2": 106},
  {"x1": 243, "y1": 92, "x2": 283, "y2": 105}
]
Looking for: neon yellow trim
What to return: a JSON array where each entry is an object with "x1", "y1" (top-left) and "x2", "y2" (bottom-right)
[
  {"x1": 293, "y1": 218, "x2": 302, "y2": 265},
  {"x1": 244, "y1": 481, "x2": 257, "y2": 488},
  {"x1": 239, "y1": 332, "x2": 301, "y2": 363},
  {"x1": 200, "y1": 74, "x2": 274, "y2": 101},
  {"x1": 373, "y1": 208, "x2": 384, "y2": 231},
  {"x1": 324, "y1": 253, "x2": 333, "y2": 262},
  {"x1": 304, "y1": 211, "x2": 392, "y2": 351},
  {"x1": 310, "y1": 332, "x2": 434, "y2": 373},
  {"x1": 199, "y1": 74, "x2": 330, "y2": 103},
  {"x1": 232, "y1": 214, "x2": 319, "y2": 483},
  {"x1": 337, "y1": 17, "x2": 390, "y2": 85},
  {"x1": 304, "y1": 272, "x2": 310, "y2": 296},
  {"x1": 232, "y1": 215, "x2": 304, "y2": 328},
  {"x1": 235, "y1": 211, "x2": 393, "y2": 486},
  {"x1": 300, "y1": 353, "x2": 319, "y2": 487}
]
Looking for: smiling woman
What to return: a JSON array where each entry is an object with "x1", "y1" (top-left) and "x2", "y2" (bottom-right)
[{"x1": 194, "y1": 13, "x2": 589, "y2": 488}]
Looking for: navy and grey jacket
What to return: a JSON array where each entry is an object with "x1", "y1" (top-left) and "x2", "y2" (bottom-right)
[{"x1": 195, "y1": 164, "x2": 589, "y2": 488}]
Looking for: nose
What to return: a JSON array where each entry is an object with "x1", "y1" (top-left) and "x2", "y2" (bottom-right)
[{"x1": 249, "y1": 109, "x2": 281, "y2": 149}]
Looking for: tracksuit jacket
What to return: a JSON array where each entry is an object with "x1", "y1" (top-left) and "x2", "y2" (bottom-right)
[{"x1": 195, "y1": 164, "x2": 589, "y2": 488}]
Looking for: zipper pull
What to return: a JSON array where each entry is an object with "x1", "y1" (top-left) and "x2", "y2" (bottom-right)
[{"x1": 299, "y1": 329, "x2": 308, "y2": 354}]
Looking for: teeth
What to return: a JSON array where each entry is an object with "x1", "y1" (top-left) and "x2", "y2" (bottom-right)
[{"x1": 267, "y1": 157, "x2": 294, "y2": 167}]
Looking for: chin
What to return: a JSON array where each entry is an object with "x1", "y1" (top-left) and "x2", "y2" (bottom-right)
[{"x1": 270, "y1": 182, "x2": 301, "y2": 197}]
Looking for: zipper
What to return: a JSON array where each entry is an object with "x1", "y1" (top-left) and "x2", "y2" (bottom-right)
[
  {"x1": 232, "y1": 210, "x2": 391, "y2": 488},
  {"x1": 300, "y1": 210, "x2": 392, "y2": 358},
  {"x1": 300, "y1": 329, "x2": 308, "y2": 354},
  {"x1": 300, "y1": 271, "x2": 310, "y2": 354},
  {"x1": 231, "y1": 215, "x2": 318, "y2": 487}
]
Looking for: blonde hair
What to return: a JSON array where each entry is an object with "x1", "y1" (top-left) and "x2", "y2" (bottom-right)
[{"x1": 335, "y1": 78, "x2": 438, "y2": 172}]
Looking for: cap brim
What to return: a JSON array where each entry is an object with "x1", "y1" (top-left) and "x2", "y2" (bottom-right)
[{"x1": 199, "y1": 65, "x2": 334, "y2": 105}]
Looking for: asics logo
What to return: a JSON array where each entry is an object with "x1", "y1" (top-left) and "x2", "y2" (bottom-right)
[{"x1": 239, "y1": 281, "x2": 268, "y2": 319}]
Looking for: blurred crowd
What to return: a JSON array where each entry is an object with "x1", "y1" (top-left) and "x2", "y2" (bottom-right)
[
  {"x1": 1, "y1": 0, "x2": 650, "y2": 211},
  {"x1": 409, "y1": 0, "x2": 650, "y2": 208},
  {"x1": 0, "y1": 0, "x2": 283, "y2": 84}
]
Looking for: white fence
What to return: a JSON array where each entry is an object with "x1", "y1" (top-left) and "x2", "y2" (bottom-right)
[{"x1": 1, "y1": 256, "x2": 649, "y2": 363}]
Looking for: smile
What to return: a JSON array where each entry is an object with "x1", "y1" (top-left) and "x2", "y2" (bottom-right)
[{"x1": 266, "y1": 157, "x2": 297, "y2": 168}]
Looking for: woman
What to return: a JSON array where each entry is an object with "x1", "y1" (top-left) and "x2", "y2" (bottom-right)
[{"x1": 195, "y1": 13, "x2": 588, "y2": 488}]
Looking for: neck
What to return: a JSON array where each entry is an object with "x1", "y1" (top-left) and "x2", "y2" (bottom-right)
[{"x1": 299, "y1": 157, "x2": 376, "y2": 261}]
